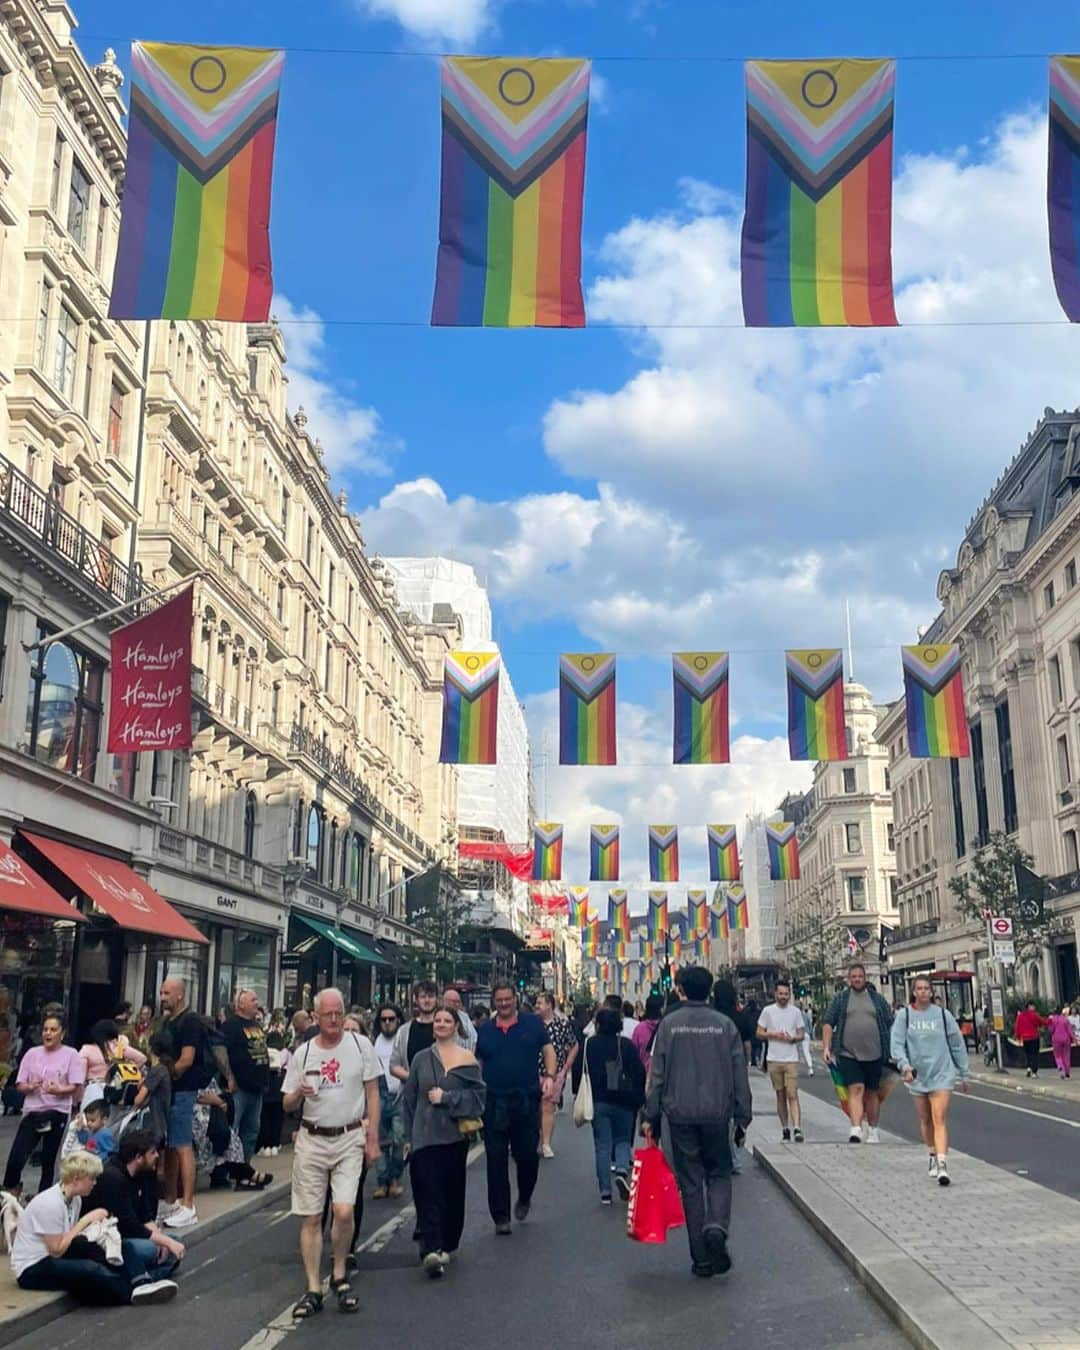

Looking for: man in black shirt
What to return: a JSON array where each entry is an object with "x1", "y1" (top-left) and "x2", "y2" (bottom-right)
[
  {"x1": 87, "y1": 1129, "x2": 185, "y2": 1290},
  {"x1": 222, "y1": 989, "x2": 269, "y2": 1162},
  {"x1": 159, "y1": 977, "x2": 208, "y2": 1230},
  {"x1": 388, "y1": 981, "x2": 438, "y2": 1083}
]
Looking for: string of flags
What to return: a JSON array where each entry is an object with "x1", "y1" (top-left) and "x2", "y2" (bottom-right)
[
  {"x1": 105, "y1": 46, "x2": 1080, "y2": 329},
  {"x1": 439, "y1": 645, "x2": 970, "y2": 767}
]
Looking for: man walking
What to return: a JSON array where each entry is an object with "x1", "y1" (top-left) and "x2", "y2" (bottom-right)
[
  {"x1": 441, "y1": 987, "x2": 477, "y2": 1052},
  {"x1": 222, "y1": 989, "x2": 269, "y2": 1163},
  {"x1": 371, "y1": 1004, "x2": 406, "y2": 1199},
  {"x1": 644, "y1": 967, "x2": 751, "y2": 1279},
  {"x1": 389, "y1": 980, "x2": 439, "y2": 1082},
  {"x1": 282, "y1": 988, "x2": 381, "y2": 1319},
  {"x1": 158, "y1": 977, "x2": 207, "y2": 1230},
  {"x1": 756, "y1": 979, "x2": 805, "y2": 1142},
  {"x1": 475, "y1": 982, "x2": 556, "y2": 1234},
  {"x1": 822, "y1": 964, "x2": 894, "y2": 1144}
]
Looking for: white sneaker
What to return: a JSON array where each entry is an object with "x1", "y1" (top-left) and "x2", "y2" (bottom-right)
[
  {"x1": 848, "y1": 1127, "x2": 862, "y2": 1143},
  {"x1": 808, "y1": 1067, "x2": 815, "y2": 1076},
  {"x1": 936, "y1": 1158, "x2": 950, "y2": 1187},
  {"x1": 541, "y1": 1145, "x2": 555, "y2": 1159},
  {"x1": 928, "y1": 1154, "x2": 939, "y2": 1180},
  {"x1": 156, "y1": 1201, "x2": 179, "y2": 1220},
  {"x1": 860, "y1": 1120, "x2": 869, "y2": 1143},
  {"x1": 131, "y1": 1279, "x2": 179, "y2": 1304},
  {"x1": 163, "y1": 1204, "x2": 198, "y2": 1229},
  {"x1": 866, "y1": 1126, "x2": 881, "y2": 1144}
]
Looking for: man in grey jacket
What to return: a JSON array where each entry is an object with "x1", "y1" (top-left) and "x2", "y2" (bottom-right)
[{"x1": 643, "y1": 967, "x2": 751, "y2": 1279}]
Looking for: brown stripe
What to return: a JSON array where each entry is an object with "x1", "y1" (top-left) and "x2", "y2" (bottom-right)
[
  {"x1": 443, "y1": 101, "x2": 588, "y2": 196},
  {"x1": 748, "y1": 103, "x2": 892, "y2": 198},
  {"x1": 133, "y1": 86, "x2": 279, "y2": 183}
]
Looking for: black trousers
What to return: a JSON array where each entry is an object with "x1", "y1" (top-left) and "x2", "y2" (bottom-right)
[
  {"x1": 2, "y1": 1110, "x2": 66, "y2": 1191},
  {"x1": 1023, "y1": 1038, "x2": 1041, "y2": 1073},
  {"x1": 483, "y1": 1093, "x2": 540, "y2": 1223},
  {"x1": 410, "y1": 1140, "x2": 469, "y2": 1257},
  {"x1": 667, "y1": 1122, "x2": 734, "y2": 1267},
  {"x1": 322, "y1": 1158, "x2": 369, "y2": 1250},
  {"x1": 257, "y1": 1096, "x2": 284, "y2": 1151}
]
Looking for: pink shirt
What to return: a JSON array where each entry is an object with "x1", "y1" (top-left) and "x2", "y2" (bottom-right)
[
  {"x1": 18, "y1": 1045, "x2": 85, "y2": 1114},
  {"x1": 78, "y1": 1038, "x2": 146, "y2": 1083},
  {"x1": 1049, "y1": 1014, "x2": 1074, "y2": 1045}
]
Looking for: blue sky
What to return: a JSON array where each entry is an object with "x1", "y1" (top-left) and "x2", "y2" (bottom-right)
[{"x1": 86, "y1": 1, "x2": 1080, "y2": 882}]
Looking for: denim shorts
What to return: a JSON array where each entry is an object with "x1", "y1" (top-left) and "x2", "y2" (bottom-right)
[{"x1": 167, "y1": 1090, "x2": 197, "y2": 1148}]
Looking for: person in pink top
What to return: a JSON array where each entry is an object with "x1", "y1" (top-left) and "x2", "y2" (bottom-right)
[
  {"x1": 1048, "y1": 1006, "x2": 1075, "y2": 1079},
  {"x1": 631, "y1": 995, "x2": 664, "y2": 1074},
  {"x1": 77, "y1": 1019, "x2": 146, "y2": 1102},
  {"x1": 2, "y1": 1010, "x2": 86, "y2": 1196}
]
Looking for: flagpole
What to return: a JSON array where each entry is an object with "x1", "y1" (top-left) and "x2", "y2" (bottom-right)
[
  {"x1": 845, "y1": 598, "x2": 855, "y2": 681},
  {"x1": 23, "y1": 571, "x2": 207, "y2": 655}
]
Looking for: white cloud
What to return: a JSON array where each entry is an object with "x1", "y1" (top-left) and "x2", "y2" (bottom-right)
[
  {"x1": 348, "y1": 0, "x2": 494, "y2": 45},
  {"x1": 273, "y1": 295, "x2": 399, "y2": 476}
]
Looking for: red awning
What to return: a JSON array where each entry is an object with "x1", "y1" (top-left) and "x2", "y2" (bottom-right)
[
  {"x1": 20, "y1": 833, "x2": 207, "y2": 945},
  {"x1": 0, "y1": 838, "x2": 86, "y2": 923}
]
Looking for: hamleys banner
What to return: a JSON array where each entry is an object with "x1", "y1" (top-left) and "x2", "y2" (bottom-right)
[{"x1": 107, "y1": 585, "x2": 193, "y2": 753}]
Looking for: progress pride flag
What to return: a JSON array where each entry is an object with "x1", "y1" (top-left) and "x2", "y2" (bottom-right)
[{"x1": 107, "y1": 586, "x2": 193, "y2": 753}]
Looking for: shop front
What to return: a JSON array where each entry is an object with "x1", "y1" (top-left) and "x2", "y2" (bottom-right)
[{"x1": 284, "y1": 910, "x2": 386, "y2": 1011}]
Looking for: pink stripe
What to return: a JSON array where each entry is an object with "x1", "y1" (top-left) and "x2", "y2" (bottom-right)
[
  {"x1": 1051, "y1": 62, "x2": 1080, "y2": 117},
  {"x1": 747, "y1": 62, "x2": 893, "y2": 160},
  {"x1": 442, "y1": 61, "x2": 589, "y2": 158},
  {"x1": 136, "y1": 48, "x2": 284, "y2": 142}
]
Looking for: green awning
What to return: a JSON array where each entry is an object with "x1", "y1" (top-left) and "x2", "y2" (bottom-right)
[{"x1": 295, "y1": 914, "x2": 386, "y2": 965}]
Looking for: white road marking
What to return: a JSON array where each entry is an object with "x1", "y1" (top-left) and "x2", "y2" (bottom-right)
[
  {"x1": 236, "y1": 1144, "x2": 484, "y2": 1350},
  {"x1": 960, "y1": 1092, "x2": 1080, "y2": 1128}
]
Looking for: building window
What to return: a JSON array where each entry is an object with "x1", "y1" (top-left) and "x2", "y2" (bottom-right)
[
  {"x1": 970, "y1": 720, "x2": 990, "y2": 846},
  {"x1": 350, "y1": 834, "x2": 365, "y2": 900},
  {"x1": 67, "y1": 159, "x2": 91, "y2": 249},
  {"x1": 842, "y1": 768, "x2": 857, "y2": 794},
  {"x1": 1065, "y1": 830, "x2": 1080, "y2": 872},
  {"x1": 276, "y1": 581, "x2": 285, "y2": 622},
  {"x1": 94, "y1": 204, "x2": 107, "y2": 273},
  {"x1": 50, "y1": 134, "x2": 65, "y2": 212},
  {"x1": 339, "y1": 830, "x2": 349, "y2": 889},
  {"x1": 24, "y1": 629, "x2": 104, "y2": 781},
  {"x1": 280, "y1": 488, "x2": 289, "y2": 535},
  {"x1": 323, "y1": 642, "x2": 331, "y2": 690},
  {"x1": 1045, "y1": 580, "x2": 1056, "y2": 611},
  {"x1": 886, "y1": 821, "x2": 895, "y2": 851},
  {"x1": 327, "y1": 563, "x2": 335, "y2": 612},
  {"x1": 1050, "y1": 654, "x2": 1064, "y2": 706},
  {"x1": 301, "y1": 606, "x2": 310, "y2": 662},
  {"x1": 996, "y1": 697, "x2": 1018, "y2": 834},
  {"x1": 82, "y1": 339, "x2": 95, "y2": 420},
  {"x1": 329, "y1": 821, "x2": 338, "y2": 886},
  {"x1": 107, "y1": 382, "x2": 125, "y2": 459},
  {"x1": 883, "y1": 766, "x2": 891, "y2": 791},
  {"x1": 1057, "y1": 733, "x2": 1072, "y2": 789},
  {"x1": 305, "y1": 516, "x2": 315, "y2": 567},
  {"x1": 36, "y1": 279, "x2": 52, "y2": 370},
  {"x1": 888, "y1": 875, "x2": 898, "y2": 908},
  {"x1": 270, "y1": 681, "x2": 280, "y2": 731},
  {"x1": 243, "y1": 791, "x2": 256, "y2": 859},
  {"x1": 53, "y1": 307, "x2": 78, "y2": 400},
  {"x1": 847, "y1": 875, "x2": 868, "y2": 911},
  {"x1": 845, "y1": 823, "x2": 861, "y2": 853},
  {"x1": 306, "y1": 805, "x2": 323, "y2": 877},
  {"x1": 1068, "y1": 560, "x2": 1078, "y2": 591},
  {"x1": 950, "y1": 756, "x2": 966, "y2": 858}
]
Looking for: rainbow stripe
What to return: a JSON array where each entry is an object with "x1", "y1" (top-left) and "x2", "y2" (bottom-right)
[
  {"x1": 687, "y1": 891, "x2": 708, "y2": 937},
  {"x1": 1050, "y1": 58, "x2": 1080, "y2": 320},
  {"x1": 672, "y1": 652, "x2": 730, "y2": 764},
  {"x1": 589, "y1": 824, "x2": 620, "y2": 881},
  {"x1": 432, "y1": 57, "x2": 589, "y2": 327},
  {"x1": 707, "y1": 825, "x2": 740, "y2": 882},
  {"x1": 766, "y1": 823, "x2": 801, "y2": 881},
  {"x1": 648, "y1": 826, "x2": 679, "y2": 883},
  {"x1": 726, "y1": 884, "x2": 750, "y2": 932},
  {"x1": 439, "y1": 652, "x2": 500, "y2": 763},
  {"x1": 670, "y1": 930, "x2": 683, "y2": 964},
  {"x1": 741, "y1": 58, "x2": 897, "y2": 327},
  {"x1": 902, "y1": 644, "x2": 970, "y2": 758},
  {"x1": 647, "y1": 892, "x2": 669, "y2": 945},
  {"x1": 569, "y1": 887, "x2": 590, "y2": 929},
  {"x1": 559, "y1": 654, "x2": 616, "y2": 765},
  {"x1": 531, "y1": 822, "x2": 563, "y2": 880},
  {"x1": 786, "y1": 649, "x2": 847, "y2": 761},
  {"x1": 608, "y1": 890, "x2": 630, "y2": 942},
  {"x1": 710, "y1": 906, "x2": 726, "y2": 942},
  {"x1": 583, "y1": 918, "x2": 599, "y2": 959},
  {"x1": 110, "y1": 44, "x2": 282, "y2": 320}
]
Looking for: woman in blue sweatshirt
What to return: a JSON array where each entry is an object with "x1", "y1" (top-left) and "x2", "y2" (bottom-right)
[{"x1": 890, "y1": 976, "x2": 969, "y2": 1187}]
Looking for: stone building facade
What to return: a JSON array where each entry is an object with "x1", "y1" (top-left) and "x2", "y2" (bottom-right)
[{"x1": 0, "y1": 1, "x2": 457, "y2": 1038}]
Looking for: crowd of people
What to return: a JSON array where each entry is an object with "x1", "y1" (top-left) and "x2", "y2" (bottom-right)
[{"x1": 0, "y1": 959, "x2": 989, "y2": 1317}]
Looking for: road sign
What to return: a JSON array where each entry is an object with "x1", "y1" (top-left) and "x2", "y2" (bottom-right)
[
  {"x1": 990, "y1": 916, "x2": 1013, "y2": 938},
  {"x1": 992, "y1": 939, "x2": 1015, "y2": 964},
  {"x1": 989, "y1": 986, "x2": 1006, "y2": 1033}
]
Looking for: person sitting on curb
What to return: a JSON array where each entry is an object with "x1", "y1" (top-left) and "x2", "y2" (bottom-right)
[{"x1": 86, "y1": 1129, "x2": 185, "y2": 1281}]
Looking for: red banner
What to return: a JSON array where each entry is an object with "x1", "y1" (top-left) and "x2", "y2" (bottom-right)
[
  {"x1": 531, "y1": 889, "x2": 570, "y2": 914},
  {"x1": 107, "y1": 586, "x2": 194, "y2": 753},
  {"x1": 457, "y1": 840, "x2": 534, "y2": 880}
]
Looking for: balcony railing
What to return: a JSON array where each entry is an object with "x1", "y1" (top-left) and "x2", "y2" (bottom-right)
[
  {"x1": 155, "y1": 823, "x2": 279, "y2": 894},
  {"x1": 887, "y1": 918, "x2": 940, "y2": 948},
  {"x1": 0, "y1": 455, "x2": 143, "y2": 606}
]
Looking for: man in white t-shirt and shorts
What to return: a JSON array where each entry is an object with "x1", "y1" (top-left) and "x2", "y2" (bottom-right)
[
  {"x1": 756, "y1": 979, "x2": 806, "y2": 1143},
  {"x1": 282, "y1": 987, "x2": 381, "y2": 1320}
]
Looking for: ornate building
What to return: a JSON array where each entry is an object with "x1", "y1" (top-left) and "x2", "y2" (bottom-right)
[{"x1": 0, "y1": 1, "x2": 457, "y2": 1036}]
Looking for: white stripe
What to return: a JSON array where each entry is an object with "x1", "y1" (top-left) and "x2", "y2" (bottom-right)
[{"x1": 961, "y1": 1092, "x2": 1080, "y2": 1129}]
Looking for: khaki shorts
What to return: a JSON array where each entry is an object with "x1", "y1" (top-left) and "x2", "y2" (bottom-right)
[
  {"x1": 768, "y1": 1061, "x2": 799, "y2": 1093},
  {"x1": 291, "y1": 1126, "x2": 366, "y2": 1215}
]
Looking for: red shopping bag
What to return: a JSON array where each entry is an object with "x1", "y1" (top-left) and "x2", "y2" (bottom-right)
[{"x1": 626, "y1": 1144, "x2": 685, "y2": 1244}]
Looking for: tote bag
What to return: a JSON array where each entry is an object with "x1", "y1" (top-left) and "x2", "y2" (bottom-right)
[{"x1": 573, "y1": 1037, "x2": 594, "y2": 1127}]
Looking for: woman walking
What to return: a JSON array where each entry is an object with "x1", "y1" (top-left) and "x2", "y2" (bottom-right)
[
  {"x1": 401, "y1": 1006, "x2": 486, "y2": 1278},
  {"x1": 536, "y1": 993, "x2": 578, "y2": 1159},
  {"x1": 584, "y1": 1007, "x2": 645, "y2": 1205},
  {"x1": 890, "y1": 976, "x2": 970, "y2": 1186},
  {"x1": 1048, "y1": 1005, "x2": 1075, "y2": 1079}
]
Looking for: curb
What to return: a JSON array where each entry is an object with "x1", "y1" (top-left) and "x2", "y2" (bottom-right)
[
  {"x1": 0, "y1": 1176, "x2": 291, "y2": 1348},
  {"x1": 967, "y1": 1069, "x2": 1080, "y2": 1105},
  {"x1": 753, "y1": 1144, "x2": 1011, "y2": 1350}
]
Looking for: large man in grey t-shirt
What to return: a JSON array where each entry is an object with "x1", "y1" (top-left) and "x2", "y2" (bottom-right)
[{"x1": 821, "y1": 965, "x2": 893, "y2": 1144}]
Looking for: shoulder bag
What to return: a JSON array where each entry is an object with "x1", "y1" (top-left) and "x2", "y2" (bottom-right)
[{"x1": 573, "y1": 1036, "x2": 594, "y2": 1127}]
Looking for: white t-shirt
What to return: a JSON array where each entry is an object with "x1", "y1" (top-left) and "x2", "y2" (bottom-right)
[
  {"x1": 373, "y1": 1034, "x2": 401, "y2": 1095},
  {"x1": 11, "y1": 1184, "x2": 79, "y2": 1279},
  {"x1": 283, "y1": 1032, "x2": 380, "y2": 1129},
  {"x1": 757, "y1": 1003, "x2": 806, "y2": 1063}
]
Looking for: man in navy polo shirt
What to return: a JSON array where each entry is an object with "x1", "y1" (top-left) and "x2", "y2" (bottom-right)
[{"x1": 476, "y1": 983, "x2": 556, "y2": 1234}]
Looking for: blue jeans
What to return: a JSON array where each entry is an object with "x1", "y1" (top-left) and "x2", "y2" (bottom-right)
[
  {"x1": 122, "y1": 1237, "x2": 180, "y2": 1285},
  {"x1": 377, "y1": 1083, "x2": 406, "y2": 1185},
  {"x1": 232, "y1": 1089, "x2": 263, "y2": 1163},
  {"x1": 591, "y1": 1102, "x2": 634, "y2": 1196}
]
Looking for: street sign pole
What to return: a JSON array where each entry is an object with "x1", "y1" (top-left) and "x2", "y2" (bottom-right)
[{"x1": 987, "y1": 917, "x2": 1012, "y2": 1073}]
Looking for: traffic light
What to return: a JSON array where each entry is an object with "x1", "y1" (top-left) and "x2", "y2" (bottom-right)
[
  {"x1": 661, "y1": 963, "x2": 672, "y2": 991},
  {"x1": 516, "y1": 974, "x2": 527, "y2": 992},
  {"x1": 649, "y1": 982, "x2": 661, "y2": 997}
]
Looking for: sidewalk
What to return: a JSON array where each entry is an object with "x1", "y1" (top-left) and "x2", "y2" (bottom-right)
[
  {"x1": 968, "y1": 1065, "x2": 1080, "y2": 1105},
  {"x1": 752, "y1": 1073, "x2": 1080, "y2": 1350},
  {"x1": 0, "y1": 1118, "x2": 293, "y2": 1348}
]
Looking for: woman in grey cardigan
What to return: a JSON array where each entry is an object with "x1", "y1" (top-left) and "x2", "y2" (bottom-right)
[{"x1": 402, "y1": 1006, "x2": 486, "y2": 1277}]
